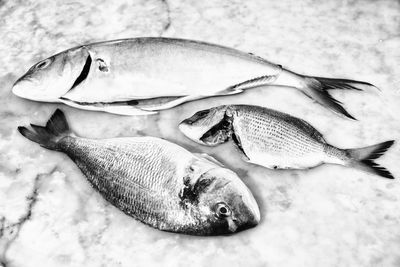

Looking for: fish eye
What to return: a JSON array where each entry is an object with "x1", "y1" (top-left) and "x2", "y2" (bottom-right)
[
  {"x1": 36, "y1": 59, "x2": 52, "y2": 70},
  {"x1": 195, "y1": 110, "x2": 210, "y2": 118},
  {"x1": 215, "y1": 202, "x2": 231, "y2": 218}
]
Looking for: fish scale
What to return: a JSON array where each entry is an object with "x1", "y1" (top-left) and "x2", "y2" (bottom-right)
[
  {"x1": 231, "y1": 105, "x2": 326, "y2": 168},
  {"x1": 58, "y1": 136, "x2": 190, "y2": 229}
]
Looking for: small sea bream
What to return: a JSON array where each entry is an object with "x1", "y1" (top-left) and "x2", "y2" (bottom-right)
[
  {"x1": 18, "y1": 109, "x2": 260, "y2": 235},
  {"x1": 179, "y1": 105, "x2": 395, "y2": 179},
  {"x1": 12, "y1": 38, "x2": 375, "y2": 119}
]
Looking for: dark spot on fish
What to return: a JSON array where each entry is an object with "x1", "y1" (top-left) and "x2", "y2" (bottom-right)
[
  {"x1": 70, "y1": 53, "x2": 92, "y2": 90},
  {"x1": 96, "y1": 58, "x2": 109, "y2": 72},
  {"x1": 183, "y1": 175, "x2": 190, "y2": 186},
  {"x1": 126, "y1": 100, "x2": 139, "y2": 106},
  {"x1": 200, "y1": 112, "x2": 233, "y2": 145},
  {"x1": 179, "y1": 175, "x2": 215, "y2": 208},
  {"x1": 273, "y1": 166, "x2": 278, "y2": 169}
]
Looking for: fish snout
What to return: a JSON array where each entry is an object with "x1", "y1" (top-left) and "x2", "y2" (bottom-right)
[
  {"x1": 12, "y1": 75, "x2": 61, "y2": 102},
  {"x1": 178, "y1": 121, "x2": 204, "y2": 144},
  {"x1": 235, "y1": 199, "x2": 260, "y2": 232},
  {"x1": 12, "y1": 77, "x2": 32, "y2": 99}
]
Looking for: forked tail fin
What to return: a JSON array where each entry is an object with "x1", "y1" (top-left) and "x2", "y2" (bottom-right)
[
  {"x1": 346, "y1": 140, "x2": 395, "y2": 179},
  {"x1": 302, "y1": 76, "x2": 377, "y2": 120},
  {"x1": 17, "y1": 109, "x2": 70, "y2": 150}
]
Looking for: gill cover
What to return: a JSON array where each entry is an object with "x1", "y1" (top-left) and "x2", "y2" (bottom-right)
[
  {"x1": 179, "y1": 105, "x2": 231, "y2": 145},
  {"x1": 12, "y1": 47, "x2": 91, "y2": 102}
]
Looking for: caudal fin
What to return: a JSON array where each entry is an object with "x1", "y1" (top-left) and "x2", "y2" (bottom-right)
[
  {"x1": 302, "y1": 76, "x2": 377, "y2": 120},
  {"x1": 18, "y1": 109, "x2": 70, "y2": 150},
  {"x1": 346, "y1": 140, "x2": 395, "y2": 179}
]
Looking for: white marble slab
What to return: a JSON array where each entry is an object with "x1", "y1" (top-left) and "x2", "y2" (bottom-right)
[{"x1": 0, "y1": 0, "x2": 399, "y2": 266}]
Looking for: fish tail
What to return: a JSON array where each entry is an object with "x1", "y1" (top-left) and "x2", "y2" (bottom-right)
[
  {"x1": 301, "y1": 76, "x2": 377, "y2": 120},
  {"x1": 346, "y1": 140, "x2": 395, "y2": 179},
  {"x1": 17, "y1": 109, "x2": 70, "y2": 151}
]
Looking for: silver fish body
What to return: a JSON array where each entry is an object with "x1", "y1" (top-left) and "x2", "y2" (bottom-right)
[
  {"x1": 179, "y1": 105, "x2": 394, "y2": 179},
  {"x1": 12, "y1": 38, "x2": 374, "y2": 118},
  {"x1": 18, "y1": 110, "x2": 260, "y2": 235},
  {"x1": 229, "y1": 105, "x2": 339, "y2": 169}
]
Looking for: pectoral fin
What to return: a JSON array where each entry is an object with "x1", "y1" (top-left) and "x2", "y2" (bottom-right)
[{"x1": 231, "y1": 132, "x2": 250, "y2": 161}]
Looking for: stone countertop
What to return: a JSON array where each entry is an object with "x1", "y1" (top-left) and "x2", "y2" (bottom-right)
[{"x1": 0, "y1": 0, "x2": 399, "y2": 266}]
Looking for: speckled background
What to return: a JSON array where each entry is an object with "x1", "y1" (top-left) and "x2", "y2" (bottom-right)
[{"x1": 1, "y1": 0, "x2": 400, "y2": 266}]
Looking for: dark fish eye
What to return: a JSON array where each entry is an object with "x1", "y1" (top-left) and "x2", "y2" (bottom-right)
[
  {"x1": 36, "y1": 59, "x2": 52, "y2": 70},
  {"x1": 215, "y1": 202, "x2": 231, "y2": 218},
  {"x1": 195, "y1": 110, "x2": 209, "y2": 118}
]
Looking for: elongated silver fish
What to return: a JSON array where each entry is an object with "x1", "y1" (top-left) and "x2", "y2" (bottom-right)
[
  {"x1": 179, "y1": 105, "x2": 395, "y2": 179},
  {"x1": 12, "y1": 38, "x2": 375, "y2": 119},
  {"x1": 18, "y1": 109, "x2": 260, "y2": 235}
]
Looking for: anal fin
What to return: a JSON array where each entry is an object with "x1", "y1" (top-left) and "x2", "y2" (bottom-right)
[{"x1": 138, "y1": 95, "x2": 203, "y2": 111}]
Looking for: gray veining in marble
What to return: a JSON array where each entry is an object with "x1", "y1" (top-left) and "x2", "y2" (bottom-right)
[{"x1": 0, "y1": 0, "x2": 399, "y2": 266}]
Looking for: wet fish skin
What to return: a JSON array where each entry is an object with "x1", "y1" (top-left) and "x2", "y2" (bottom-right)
[
  {"x1": 18, "y1": 109, "x2": 260, "y2": 235},
  {"x1": 179, "y1": 105, "x2": 395, "y2": 179},
  {"x1": 12, "y1": 38, "x2": 375, "y2": 118}
]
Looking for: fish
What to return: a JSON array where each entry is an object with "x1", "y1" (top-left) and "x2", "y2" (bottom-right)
[
  {"x1": 17, "y1": 109, "x2": 260, "y2": 235},
  {"x1": 12, "y1": 37, "x2": 376, "y2": 119},
  {"x1": 179, "y1": 105, "x2": 395, "y2": 179}
]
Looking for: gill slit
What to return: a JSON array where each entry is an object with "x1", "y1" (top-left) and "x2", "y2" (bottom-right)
[{"x1": 68, "y1": 53, "x2": 92, "y2": 92}]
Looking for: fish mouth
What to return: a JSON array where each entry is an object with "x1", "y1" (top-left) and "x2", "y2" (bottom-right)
[
  {"x1": 178, "y1": 122, "x2": 208, "y2": 145},
  {"x1": 227, "y1": 215, "x2": 259, "y2": 233}
]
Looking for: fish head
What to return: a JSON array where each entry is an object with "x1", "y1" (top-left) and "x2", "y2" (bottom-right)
[
  {"x1": 179, "y1": 105, "x2": 232, "y2": 146},
  {"x1": 12, "y1": 47, "x2": 90, "y2": 102},
  {"x1": 192, "y1": 167, "x2": 260, "y2": 235}
]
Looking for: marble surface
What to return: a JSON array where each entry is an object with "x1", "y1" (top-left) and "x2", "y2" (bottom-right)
[{"x1": 1, "y1": 0, "x2": 400, "y2": 266}]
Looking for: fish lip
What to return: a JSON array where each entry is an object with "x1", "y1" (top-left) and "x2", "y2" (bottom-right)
[
  {"x1": 226, "y1": 215, "x2": 259, "y2": 234},
  {"x1": 178, "y1": 122, "x2": 200, "y2": 142},
  {"x1": 235, "y1": 219, "x2": 258, "y2": 232},
  {"x1": 237, "y1": 208, "x2": 260, "y2": 232}
]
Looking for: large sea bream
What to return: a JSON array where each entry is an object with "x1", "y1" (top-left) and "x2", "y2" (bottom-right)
[{"x1": 18, "y1": 109, "x2": 260, "y2": 235}]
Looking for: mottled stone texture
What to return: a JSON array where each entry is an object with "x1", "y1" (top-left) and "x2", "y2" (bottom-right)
[{"x1": 0, "y1": 0, "x2": 399, "y2": 266}]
